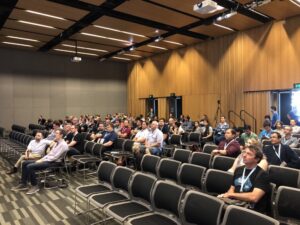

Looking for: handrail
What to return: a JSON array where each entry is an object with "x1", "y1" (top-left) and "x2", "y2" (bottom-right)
[
  {"x1": 228, "y1": 110, "x2": 245, "y2": 128},
  {"x1": 240, "y1": 110, "x2": 257, "y2": 133}
]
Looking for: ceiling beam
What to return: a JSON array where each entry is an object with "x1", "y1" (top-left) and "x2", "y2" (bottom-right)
[
  {"x1": 0, "y1": 0, "x2": 18, "y2": 30},
  {"x1": 39, "y1": 0, "x2": 126, "y2": 52}
]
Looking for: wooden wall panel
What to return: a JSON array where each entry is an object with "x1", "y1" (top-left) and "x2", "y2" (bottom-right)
[{"x1": 127, "y1": 15, "x2": 300, "y2": 127}]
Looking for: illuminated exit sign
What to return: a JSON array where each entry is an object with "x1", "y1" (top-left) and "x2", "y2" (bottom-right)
[{"x1": 294, "y1": 83, "x2": 300, "y2": 89}]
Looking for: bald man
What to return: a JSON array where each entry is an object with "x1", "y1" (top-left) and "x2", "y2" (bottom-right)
[{"x1": 145, "y1": 121, "x2": 164, "y2": 155}]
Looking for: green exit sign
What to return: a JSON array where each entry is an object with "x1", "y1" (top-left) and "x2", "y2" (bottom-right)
[{"x1": 294, "y1": 83, "x2": 300, "y2": 89}]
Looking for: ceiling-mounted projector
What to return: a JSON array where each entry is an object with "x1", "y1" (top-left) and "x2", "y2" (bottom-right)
[
  {"x1": 193, "y1": 0, "x2": 218, "y2": 14},
  {"x1": 71, "y1": 56, "x2": 82, "y2": 62}
]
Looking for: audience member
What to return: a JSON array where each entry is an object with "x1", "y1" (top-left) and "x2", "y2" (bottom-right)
[
  {"x1": 241, "y1": 125, "x2": 258, "y2": 144},
  {"x1": 290, "y1": 119, "x2": 300, "y2": 134},
  {"x1": 258, "y1": 121, "x2": 273, "y2": 140},
  {"x1": 118, "y1": 119, "x2": 131, "y2": 139},
  {"x1": 281, "y1": 126, "x2": 299, "y2": 148},
  {"x1": 214, "y1": 116, "x2": 229, "y2": 145},
  {"x1": 145, "y1": 121, "x2": 163, "y2": 155},
  {"x1": 270, "y1": 106, "x2": 278, "y2": 129}
]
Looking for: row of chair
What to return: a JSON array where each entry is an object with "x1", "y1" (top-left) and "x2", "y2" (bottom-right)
[
  {"x1": 11, "y1": 124, "x2": 26, "y2": 134},
  {"x1": 28, "y1": 123, "x2": 46, "y2": 131},
  {"x1": 74, "y1": 161, "x2": 280, "y2": 225}
]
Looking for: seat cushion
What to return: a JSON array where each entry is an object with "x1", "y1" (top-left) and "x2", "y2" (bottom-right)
[
  {"x1": 107, "y1": 202, "x2": 149, "y2": 220},
  {"x1": 90, "y1": 192, "x2": 128, "y2": 207},
  {"x1": 77, "y1": 184, "x2": 110, "y2": 197},
  {"x1": 129, "y1": 214, "x2": 177, "y2": 225}
]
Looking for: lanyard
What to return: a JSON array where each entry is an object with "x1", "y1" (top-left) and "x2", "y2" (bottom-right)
[
  {"x1": 273, "y1": 144, "x2": 281, "y2": 160},
  {"x1": 224, "y1": 139, "x2": 235, "y2": 150},
  {"x1": 240, "y1": 167, "x2": 257, "y2": 192}
]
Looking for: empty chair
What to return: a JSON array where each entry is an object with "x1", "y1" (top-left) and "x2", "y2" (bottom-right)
[
  {"x1": 71, "y1": 140, "x2": 95, "y2": 160},
  {"x1": 156, "y1": 158, "x2": 181, "y2": 182},
  {"x1": 125, "y1": 180, "x2": 185, "y2": 225},
  {"x1": 211, "y1": 155, "x2": 235, "y2": 171},
  {"x1": 221, "y1": 205, "x2": 279, "y2": 225},
  {"x1": 163, "y1": 134, "x2": 182, "y2": 157},
  {"x1": 113, "y1": 138, "x2": 126, "y2": 151},
  {"x1": 181, "y1": 132, "x2": 201, "y2": 149},
  {"x1": 177, "y1": 163, "x2": 206, "y2": 190},
  {"x1": 203, "y1": 169, "x2": 233, "y2": 196},
  {"x1": 190, "y1": 152, "x2": 211, "y2": 168},
  {"x1": 268, "y1": 165, "x2": 300, "y2": 188},
  {"x1": 180, "y1": 190, "x2": 224, "y2": 225},
  {"x1": 104, "y1": 172, "x2": 157, "y2": 223},
  {"x1": 173, "y1": 148, "x2": 192, "y2": 163},
  {"x1": 274, "y1": 186, "x2": 300, "y2": 224},
  {"x1": 203, "y1": 144, "x2": 217, "y2": 154},
  {"x1": 141, "y1": 154, "x2": 160, "y2": 175}
]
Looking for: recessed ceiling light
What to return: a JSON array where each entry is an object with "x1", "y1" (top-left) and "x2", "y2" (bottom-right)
[
  {"x1": 93, "y1": 25, "x2": 146, "y2": 38},
  {"x1": 6, "y1": 35, "x2": 40, "y2": 42},
  {"x1": 25, "y1": 10, "x2": 66, "y2": 20},
  {"x1": 147, "y1": 45, "x2": 168, "y2": 50},
  {"x1": 81, "y1": 32, "x2": 131, "y2": 44},
  {"x1": 124, "y1": 53, "x2": 142, "y2": 58},
  {"x1": 2, "y1": 41, "x2": 33, "y2": 47},
  {"x1": 18, "y1": 20, "x2": 56, "y2": 29},
  {"x1": 62, "y1": 44, "x2": 108, "y2": 52},
  {"x1": 54, "y1": 48, "x2": 98, "y2": 56},
  {"x1": 163, "y1": 40, "x2": 183, "y2": 46},
  {"x1": 213, "y1": 23, "x2": 234, "y2": 31},
  {"x1": 112, "y1": 56, "x2": 131, "y2": 61}
]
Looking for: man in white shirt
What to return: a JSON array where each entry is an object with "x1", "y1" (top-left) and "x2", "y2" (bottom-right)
[
  {"x1": 6, "y1": 131, "x2": 51, "y2": 174},
  {"x1": 132, "y1": 121, "x2": 149, "y2": 154},
  {"x1": 145, "y1": 121, "x2": 163, "y2": 155},
  {"x1": 282, "y1": 126, "x2": 299, "y2": 148},
  {"x1": 290, "y1": 120, "x2": 300, "y2": 135},
  {"x1": 11, "y1": 129, "x2": 69, "y2": 195}
]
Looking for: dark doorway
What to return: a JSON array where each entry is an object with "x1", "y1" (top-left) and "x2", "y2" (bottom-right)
[
  {"x1": 168, "y1": 96, "x2": 182, "y2": 119},
  {"x1": 146, "y1": 97, "x2": 158, "y2": 118},
  {"x1": 279, "y1": 91, "x2": 291, "y2": 125}
]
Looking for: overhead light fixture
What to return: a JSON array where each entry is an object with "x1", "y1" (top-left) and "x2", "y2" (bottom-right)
[
  {"x1": 25, "y1": 10, "x2": 66, "y2": 20},
  {"x1": 70, "y1": 40, "x2": 82, "y2": 62},
  {"x1": 224, "y1": 11, "x2": 237, "y2": 19},
  {"x1": 6, "y1": 35, "x2": 40, "y2": 42},
  {"x1": 163, "y1": 40, "x2": 183, "y2": 46},
  {"x1": 213, "y1": 23, "x2": 234, "y2": 31},
  {"x1": 99, "y1": 58, "x2": 106, "y2": 62},
  {"x1": 93, "y1": 25, "x2": 146, "y2": 38},
  {"x1": 147, "y1": 45, "x2": 168, "y2": 50},
  {"x1": 117, "y1": 50, "x2": 125, "y2": 55},
  {"x1": 155, "y1": 36, "x2": 163, "y2": 42},
  {"x1": 129, "y1": 46, "x2": 135, "y2": 51},
  {"x1": 81, "y1": 32, "x2": 131, "y2": 44},
  {"x1": 62, "y1": 44, "x2": 108, "y2": 52},
  {"x1": 124, "y1": 53, "x2": 142, "y2": 58},
  {"x1": 2, "y1": 41, "x2": 33, "y2": 47},
  {"x1": 290, "y1": 0, "x2": 300, "y2": 6},
  {"x1": 18, "y1": 20, "x2": 56, "y2": 29},
  {"x1": 54, "y1": 48, "x2": 98, "y2": 56},
  {"x1": 112, "y1": 56, "x2": 131, "y2": 61},
  {"x1": 155, "y1": 29, "x2": 160, "y2": 33}
]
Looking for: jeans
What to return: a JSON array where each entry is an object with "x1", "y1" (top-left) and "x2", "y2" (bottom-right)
[{"x1": 67, "y1": 147, "x2": 81, "y2": 157}]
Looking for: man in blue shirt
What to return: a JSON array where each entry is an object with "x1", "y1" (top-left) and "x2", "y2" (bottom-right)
[
  {"x1": 259, "y1": 121, "x2": 273, "y2": 140},
  {"x1": 270, "y1": 106, "x2": 278, "y2": 129}
]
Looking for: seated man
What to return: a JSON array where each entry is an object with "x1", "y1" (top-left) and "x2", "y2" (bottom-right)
[
  {"x1": 45, "y1": 120, "x2": 61, "y2": 141},
  {"x1": 132, "y1": 121, "x2": 149, "y2": 154},
  {"x1": 263, "y1": 132, "x2": 300, "y2": 169},
  {"x1": 258, "y1": 121, "x2": 273, "y2": 141},
  {"x1": 99, "y1": 123, "x2": 118, "y2": 154},
  {"x1": 118, "y1": 119, "x2": 131, "y2": 139},
  {"x1": 63, "y1": 123, "x2": 73, "y2": 144},
  {"x1": 145, "y1": 121, "x2": 164, "y2": 155},
  {"x1": 214, "y1": 116, "x2": 230, "y2": 145},
  {"x1": 158, "y1": 118, "x2": 169, "y2": 145},
  {"x1": 290, "y1": 119, "x2": 300, "y2": 135},
  {"x1": 218, "y1": 145, "x2": 270, "y2": 213},
  {"x1": 91, "y1": 123, "x2": 106, "y2": 143},
  {"x1": 282, "y1": 126, "x2": 299, "y2": 148},
  {"x1": 6, "y1": 131, "x2": 51, "y2": 174},
  {"x1": 67, "y1": 125, "x2": 84, "y2": 156},
  {"x1": 211, "y1": 128, "x2": 241, "y2": 158},
  {"x1": 241, "y1": 125, "x2": 258, "y2": 144},
  {"x1": 11, "y1": 129, "x2": 69, "y2": 194}
]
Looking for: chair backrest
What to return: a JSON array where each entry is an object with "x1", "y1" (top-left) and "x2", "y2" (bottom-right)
[
  {"x1": 84, "y1": 141, "x2": 96, "y2": 154},
  {"x1": 203, "y1": 144, "x2": 218, "y2": 154},
  {"x1": 12, "y1": 124, "x2": 26, "y2": 133},
  {"x1": 124, "y1": 139, "x2": 134, "y2": 152},
  {"x1": 211, "y1": 155, "x2": 235, "y2": 171},
  {"x1": 170, "y1": 134, "x2": 182, "y2": 145},
  {"x1": 188, "y1": 132, "x2": 201, "y2": 143},
  {"x1": 292, "y1": 148, "x2": 300, "y2": 157},
  {"x1": 97, "y1": 161, "x2": 117, "y2": 185},
  {"x1": 203, "y1": 169, "x2": 233, "y2": 196},
  {"x1": 274, "y1": 186, "x2": 300, "y2": 223},
  {"x1": 221, "y1": 205, "x2": 279, "y2": 225},
  {"x1": 156, "y1": 158, "x2": 181, "y2": 182},
  {"x1": 178, "y1": 163, "x2": 205, "y2": 190},
  {"x1": 190, "y1": 152, "x2": 211, "y2": 168},
  {"x1": 129, "y1": 172, "x2": 157, "y2": 203},
  {"x1": 268, "y1": 165, "x2": 300, "y2": 188},
  {"x1": 181, "y1": 190, "x2": 224, "y2": 225},
  {"x1": 114, "y1": 138, "x2": 126, "y2": 150},
  {"x1": 173, "y1": 148, "x2": 192, "y2": 163},
  {"x1": 112, "y1": 166, "x2": 134, "y2": 192},
  {"x1": 92, "y1": 143, "x2": 102, "y2": 156},
  {"x1": 151, "y1": 180, "x2": 185, "y2": 220},
  {"x1": 141, "y1": 155, "x2": 160, "y2": 175}
]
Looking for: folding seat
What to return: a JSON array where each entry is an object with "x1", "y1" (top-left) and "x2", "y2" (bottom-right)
[
  {"x1": 292, "y1": 148, "x2": 300, "y2": 157},
  {"x1": 140, "y1": 154, "x2": 160, "y2": 175},
  {"x1": 180, "y1": 190, "x2": 224, "y2": 225},
  {"x1": 156, "y1": 158, "x2": 181, "y2": 182},
  {"x1": 189, "y1": 152, "x2": 211, "y2": 169},
  {"x1": 274, "y1": 186, "x2": 300, "y2": 225},
  {"x1": 221, "y1": 205, "x2": 279, "y2": 225},
  {"x1": 211, "y1": 155, "x2": 235, "y2": 171},
  {"x1": 103, "y1": 172, "x2": 157, "y2": 223},
  {"x1": 73, "y1": 161, "x2": 117, "y2": 215},
  {"x1": 181, "y1": 132, "x2": 201, "y2": 149},
  {"x1": 124, "y1": 180, "x2": 185, "y2": 225},
  {"x1": 162, "y1": 134, "x2": 182, "y2": 156},
  {"x1": 177, "y1": 163, "x2": 206, "y2": 190},
  {"x1": 203, "y1": 169, "x2": 233, "y2": 196},
  {"x1": 71, "y1": 140, "x2": 96, "y2": 160},
  {"x1": 268, "y1": 165, "x2": 300, "y2": 188},
  {"x1": 172, "y1": 148, "x2": 192, "y2": 163},
  {"x1": 203, "y1": 143, "x2": 218, "y2": 154}
]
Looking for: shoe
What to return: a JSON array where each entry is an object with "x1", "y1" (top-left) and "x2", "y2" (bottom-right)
[
  {"x1": 26, "y1": 186, "x2": 40, "y2": 195},
  {"x1": 6, "y1": 167, "x2": 17, "y2": 175},
  {"x1": 11, "y1": 183, "x2": 28, "y2": 191}
]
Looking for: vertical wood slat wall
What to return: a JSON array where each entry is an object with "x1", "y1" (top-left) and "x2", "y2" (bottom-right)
[{"x1": 127, "y1": 15, "x2": 300, "y2": 131}]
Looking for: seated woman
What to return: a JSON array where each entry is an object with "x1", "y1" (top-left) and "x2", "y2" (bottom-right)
[{"x1": 200, "y1": 119, "x2": 214, "y2": 148}]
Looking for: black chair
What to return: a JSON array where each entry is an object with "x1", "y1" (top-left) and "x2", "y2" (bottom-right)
[
  {"x1": 104, "y1": 172, "x2": 157, "y2": 223},
  {"x1": 274, "y1": 186, "x2": 300, "y2": 224},
  {"x1": 177, "y1": 163, "x2": 206, "y2": 190},
  {"x1": 141, "y1": 154, "x2": 160, "y2": 175},
  {"x1": 189, "y1": 152, "x2": 212, "y2": 169},
  {"x1": 162, "y1": 134, "x2": 182, "y2": 157},
  {"x1": 268, "y1": 165, "x2": 300, "y2": 188},
  {"x1": 292, "y1": 148, "x2": 300, "y2": 157},
  {"x1": 125, "y1": 180, "x2": 185, "y2": 225},
  {"x1": 181, "y1": 132, "x2": 201, "y2": 149},
  {"x1": 156, "y1": 158, "x2": 181, "y2": 182},
  {"x1": 172, "y1": 148, "x2": 192, "y2": 163},
  {"x1": 113, "y1": 138, "x2": 126, "y2": 151},
  {"x1": 180, "y1": 190, "x2": 224, "y2": 225},
  {"x1": 203, "y1": 144, "x2": 218, "y2": 154},
  {"x1": 71, "y1": 140, "x2": 95, "y2": 160},
  {"x1": 211, "y1": 155, "x2": 235, "y2": 171},
  {"x1": 221, "y1": 205, "x2": 279, "y2": 225},
  {"x1": 203, "y1": 169, "x2": 233, "y2": 196}
]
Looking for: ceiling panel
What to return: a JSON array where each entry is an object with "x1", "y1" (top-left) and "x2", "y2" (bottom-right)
[
  {"x1": 190, "y1": 23, "x2": 234, "y2": 37},
  {"x1": 217, "y1": 13, "x2": 263, "y2": 31},
  {"x1": 0, "y1": 28, "x2": 54, "y2": 42},
  {"x1": 59, "y1": 40, "x2": 120, "y2": 53},
  {"x1": 0, "y1": 35, "x2": 44, "y2": 47},
  {"x1": 235, "y1": 0, "x2": 253, "y2": 4},
  {"x1": 164, "y1": 34, "x2": 202, "y2": 45},
  {"x1": 115, "y1": 0, "x2": 199, "y2": 27},
  {"x1": 81, "y1": 0, "x2": 106, "y2": 6}
]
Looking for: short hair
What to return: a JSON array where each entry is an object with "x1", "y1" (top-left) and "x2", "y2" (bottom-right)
[
  {"x1": 244, "y1": 124, "x2": 251, "y2": 130},
  {"x1": 271, "y1": 106, "x2": 277, "y2": 111},
  {"x1": 106, "y1": 122, "x2": 114, "y2": 129},
  {"x1": 53, "y1": 120, "x2": 61, "y2": 127},
  {"x1": 271, "y1": 131, "x2": 281, "y2": 139},
  {"x1": 246, "y1": 145, "x2": 263, "y2": 162},
  {"x1": 56, "y1": 128, "x2": 66, "y2": 137},
  {"x1": 35, "y1": 131, "x2": 44, "y2": 137},
  {"x1": 159, "y1": 118, "x2": 165, "y2": 122},
  {"x1": 226, "y1": 128, "x2": 236, "y2": 135},
  {"x1": 263, "y1": 121, "x2": 271, "y2": 128}
]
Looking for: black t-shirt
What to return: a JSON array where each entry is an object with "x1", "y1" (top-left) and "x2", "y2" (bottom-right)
[
  {"x1": 64, "y1": 132, "x2": 74, "y2": 143},
  {"x1": 72, "y1": 132, "x2": 84, "y2": 153},
  {"x1": 233, "y1": 166, "x2": 270, "y2": 213},
  {"x1": 159, "y1": 124, "x2": 169, "y2": 134}
]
